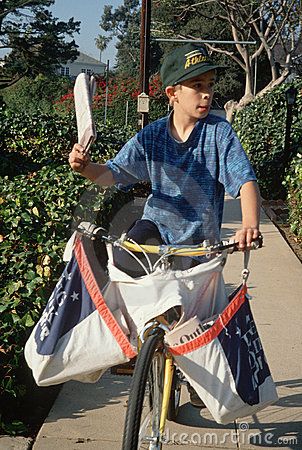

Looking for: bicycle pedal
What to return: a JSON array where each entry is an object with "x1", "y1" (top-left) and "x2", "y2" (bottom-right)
[
  {"x1": 110, "y1": 357, "x2": 136, "y2": 376},
  {"x1": 110, "y1": 367, "x2": 134, "y2": 375}
]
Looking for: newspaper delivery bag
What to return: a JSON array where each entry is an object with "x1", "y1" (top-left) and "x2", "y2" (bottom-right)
[
  {"x1": 165, "y1": 284, "x2": 278, "y2": 424},
  {"x1": 24, "y1": 233, "x2": 137, "y2": 386}
]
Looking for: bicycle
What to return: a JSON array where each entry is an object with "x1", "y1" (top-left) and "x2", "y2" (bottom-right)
[{"x1": 75, "y1": 223, "x2": 262, "y2": 450}]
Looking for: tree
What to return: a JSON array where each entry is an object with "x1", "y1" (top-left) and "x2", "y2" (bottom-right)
[
  {"x1": 98, "y1": 0, "x2": 265, "y2": 105},
  {"x1": 0, "y1": 0, "x2": 80, "y2": 89},
  {"x1": 97, "y1": 0, "x2": 162, "y2": 77},
  {"x1": 153, "y1": 0, "x2": 302, "y2": 118},
  {"x1": 99, "y1": 0, "x2": 302, "y2": 117},
  {"x1": 152, "y1": 0, "x2": 247, "y2": 105},
  {"x1": 97, "y1": 0, "x2": 141, "y2": 76}
]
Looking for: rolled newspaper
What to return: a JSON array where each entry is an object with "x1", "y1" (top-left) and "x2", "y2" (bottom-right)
[
  {"x1": 165, "y1": 314, "x2": 218, "y2": 347},
  {"x1": 74, "y1": 73, "x2": 97, "y2": 154}
]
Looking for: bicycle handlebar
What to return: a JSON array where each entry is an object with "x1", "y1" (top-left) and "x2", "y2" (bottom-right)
[{"x1": 75, "y1": 222, "x2": 263, "y2": 257}]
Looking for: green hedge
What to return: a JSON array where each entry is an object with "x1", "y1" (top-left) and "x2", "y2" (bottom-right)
[
  {"x1": 284, "y1": 153, "x2": 302, "y2": 238},
  {"x1": 0, "y1": 110, "x2": 136, "y2": 434},
  {"x1": 0, "y1": 109, "x2": 75, "y2": 176},
  {"x1": 0, "y1": 107, "x2": 135, "y2": 177},
  {"x1": 2, "y1": 75, "x2": 74, "y2": 116},
  {"x1": 233, "y1": 80, "x2": 302, "y2": 200},
  {"x1": 0, "y1": 164, "x2": 134, "y2": 432}
]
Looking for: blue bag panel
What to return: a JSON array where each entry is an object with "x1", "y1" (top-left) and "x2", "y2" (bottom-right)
[
  {"x1": 218, "y1": 296, "x2": 271, "y2": 405},
  {"x1": 34, "y1": 255, "x2": 96, "y2": 355}
]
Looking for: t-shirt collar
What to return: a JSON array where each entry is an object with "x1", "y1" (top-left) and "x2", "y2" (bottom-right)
[{"x1": 167, "y1": 110, "x2": 202, "y2": 144}]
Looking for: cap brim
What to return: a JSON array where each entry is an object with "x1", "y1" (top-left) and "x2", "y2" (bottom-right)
[{"x1": 173, "y1": 64, "x2": 225, "y2": 86}]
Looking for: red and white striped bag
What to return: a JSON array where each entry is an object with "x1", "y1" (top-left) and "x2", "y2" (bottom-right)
[
  {"x1": 165, "y1": 282, "x2": 278, "y2": 424},
  {"x1": 25, "y1": 233, "x2": 137, "y2": 386}
]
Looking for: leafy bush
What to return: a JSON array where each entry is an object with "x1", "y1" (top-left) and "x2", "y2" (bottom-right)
[
  {"x1": 56, "y1": 74, "x2": 168, "y2": 128},
  {"x1": 0, "y1": 107, "x2": 135, "y2": 177},
  {"x1": 233, "y1": 80, "x2": 302, "y2": 199},
  {"x1": 2, "y1": 75, "x2": 74, "y2": 116},
  {"x1": 0, "y1": 162, "x2": 134, "y2": 432},
  {"x1": 284, "y1": 153, "x2": 302, "y2": 238},
  {"x1": 0, "y1": 109, "x2": 138, "y2": 433},
  {"x1": 0, "y1": 109, "x2": 76, "y2": 176}
]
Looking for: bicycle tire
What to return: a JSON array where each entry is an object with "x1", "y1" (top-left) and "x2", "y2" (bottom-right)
[
  {"x1": 167, "y1": 367, "x2": 181, "y2": 421},
  {"x1": 122, "y1": 330, "x2": 165, "y2": 450}
]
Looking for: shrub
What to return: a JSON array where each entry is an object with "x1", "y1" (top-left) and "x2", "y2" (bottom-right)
[
  {"x1": 0, "y1": 107, "x2": 135, "y2": 178},
  {"x1": 55, "y1": 74, "x2": 168, "y2": 128},
  {"x1": 0, "y1": 162, "x2": 134, "y2": 433},
  {"x1": 233, "y1": 80, "x2": 302, "y2": 199},
  {"x1": 0, "y1": 110, "x2": 137, "y2": 433},
  {"x1": 2, "y1": 75, "x2": 73, "y2": 116},
  {"x1": 0, "y1": 108, "x2": 76, "y2": 176},
  {"x1": 284, "y1": 153, "x2": 302, "y2": 238}
]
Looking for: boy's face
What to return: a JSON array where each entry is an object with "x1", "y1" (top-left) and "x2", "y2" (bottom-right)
[{"x1": 168, "y1": 70, "x2": 216, "y2": 120}]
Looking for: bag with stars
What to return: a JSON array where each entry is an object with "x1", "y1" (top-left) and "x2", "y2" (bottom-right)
[
  {"x1": 24, "y1": 231, "x2": 137, "y2": 386},
  {"x1": 165, "y1": 282, "x2": 278, "y2": 424}
]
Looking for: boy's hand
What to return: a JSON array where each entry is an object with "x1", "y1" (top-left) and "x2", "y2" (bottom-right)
[
  {"x1": 234, "y1": 227, "x2": 261, "y2": 251},
  {"x1": 69, "y1": 144, "x2": 90, "y2": 173}
]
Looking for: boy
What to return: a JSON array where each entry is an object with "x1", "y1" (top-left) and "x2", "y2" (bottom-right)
[
  {"x1": 69, "y1": 43, "x2": 261, "y2": 406},
  {"x1": 69, "y1": 43, "x2": 261, "y2": 255}
]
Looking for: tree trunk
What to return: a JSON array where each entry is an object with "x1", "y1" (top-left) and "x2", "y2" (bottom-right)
[
  {"x1": 224, "y1": 100, "x2": 238, "y2": 123},
  {"x1": 224, "y1": 93, "x2": 255, "y2": 123},
  {"x1": 243, "y1": 51, "x2": 253, "y2": 97}
]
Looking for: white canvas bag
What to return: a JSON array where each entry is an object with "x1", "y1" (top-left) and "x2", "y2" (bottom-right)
[
  {"x1": 165, "y1": 283, "x2": 278, "y2": 424},
  {"x1": 25, "y1": 235, "x2": 137, "y2": 386},
  {"x1": 105, "y1": 244, "x2": 229, "y2": 333}
]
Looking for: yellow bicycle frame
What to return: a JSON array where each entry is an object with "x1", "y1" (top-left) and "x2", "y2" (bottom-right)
[{"x1": 159, "y1": 352, "x2": 174, "y2": 435}]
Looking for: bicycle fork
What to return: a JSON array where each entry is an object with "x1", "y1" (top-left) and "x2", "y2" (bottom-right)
[{"x1": 159, "y1": 352, "x2": 174, "y2": 435}]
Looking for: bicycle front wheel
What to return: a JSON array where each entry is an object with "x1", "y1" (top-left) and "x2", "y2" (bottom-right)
[{"x1": 122, "y1": 331, "x2": 165, "y2": 450}]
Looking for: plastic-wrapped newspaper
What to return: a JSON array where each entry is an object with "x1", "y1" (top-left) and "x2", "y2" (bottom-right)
[{"x1": 74, "y1": 73, "x2": 97, "y2": 153}]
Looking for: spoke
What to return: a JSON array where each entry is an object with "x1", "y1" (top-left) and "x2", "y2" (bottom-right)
[
  {"x1": 138, "y1": 411, "x2": 152, "y2": 448},
  {"x1": 138, "y1": 352, "x2": 164, "y2": 449}
]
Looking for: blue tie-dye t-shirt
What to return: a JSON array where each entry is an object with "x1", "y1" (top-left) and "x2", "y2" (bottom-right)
[{"x1": 106, "y1": 113, "x2": 256, "y2": 244}]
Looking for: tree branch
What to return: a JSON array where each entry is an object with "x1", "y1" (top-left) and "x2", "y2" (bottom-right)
[
  {"x1": 0, "y1": 1, "x2": 49, "y2": 20},
  {"x1": 206, "y1": 42, "x2": 246, "y2": 70},
  {"x1": 0, "y1": 72, "x2": 27, "y2": 89}
]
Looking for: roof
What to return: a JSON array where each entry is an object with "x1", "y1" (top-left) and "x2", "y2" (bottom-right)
[{"x1": 73, "y1": 52, "x2": 106, "y2": 67}]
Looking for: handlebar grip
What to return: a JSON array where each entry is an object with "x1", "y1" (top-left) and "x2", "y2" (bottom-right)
[
  {"x1": 251, "y1": 235, "x2": 263, "y2": 249},
  {"x1": 76, "y1": 221, "x2": 108, "y2": 240},
  {"x1": 230, "y1": 235, "x2": 263, "y2": 252}
]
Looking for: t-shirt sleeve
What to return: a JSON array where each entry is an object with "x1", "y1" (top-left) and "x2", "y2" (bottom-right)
[
  {"x1": 105, "y1": 135, "x2": 150, "y2": 191},
  {"x1": 217, "y1": 122, "x2": 257, "y2": 198}
]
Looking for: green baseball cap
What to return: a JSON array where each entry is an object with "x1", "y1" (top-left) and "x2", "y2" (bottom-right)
[{"x1": 160, "y1": 43, "x2": 224, "y2": 88}]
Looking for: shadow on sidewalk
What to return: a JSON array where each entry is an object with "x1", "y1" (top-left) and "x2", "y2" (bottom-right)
[
  {"x1": 239, "y1": 377, "x2": 302, "y2": 449},
  {"x1": 43, "y1": 374, "x2": 131, "y2": 423},
  {"x1": 173, "y1": 379, "x2": 302, "y2": 449}
]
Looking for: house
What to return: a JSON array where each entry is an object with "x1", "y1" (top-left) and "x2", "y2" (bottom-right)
[{"x1": 57, "y1": 52, "x2": 107, "y2": 78}]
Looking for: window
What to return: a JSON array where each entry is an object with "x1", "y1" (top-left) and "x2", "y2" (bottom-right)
[
  {"x1": 81, "y1": 68, "x2": 93, "y2": 75},
  {"x1": 60, "y1": 67, "x2": 70, "y2": 76}
]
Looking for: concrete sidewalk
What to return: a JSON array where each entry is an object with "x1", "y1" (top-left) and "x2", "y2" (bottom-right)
[{"x1": 29, "y1": 197, "x2": 302, "y2": 449}]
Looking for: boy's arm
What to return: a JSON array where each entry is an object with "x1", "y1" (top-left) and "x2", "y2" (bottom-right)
[
  {"x1": 69, "y1": 144, "x2": 115, "y2": 186},
  {"x1": 235, "y1": 180, "x2": 261, "y2": 250}
]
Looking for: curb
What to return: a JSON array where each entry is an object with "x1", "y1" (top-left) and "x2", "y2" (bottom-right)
[{"x1": 0, "y1": 436, "x2": 33, "y2": 450}]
